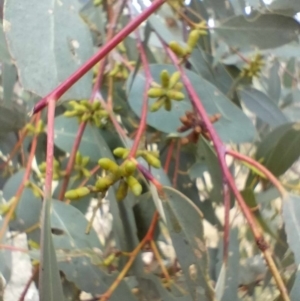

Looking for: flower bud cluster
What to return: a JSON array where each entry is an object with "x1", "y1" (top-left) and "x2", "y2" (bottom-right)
[
  {"x1": 148, "y1": 70, "x2": 185, "y2": 112},
  {"x1": 64, "y1": 100, "x2": 109, "y2": 128}
]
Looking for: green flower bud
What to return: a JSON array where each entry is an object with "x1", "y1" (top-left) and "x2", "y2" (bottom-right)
[
  {"x1": 147, "y1": 88, "x2": 165, "y2": 98},
  {"x1": 187, "y1": 30, "x2": 200, "y2": 50},
  {"x1": 167, "y1": 90, "x2": 185, "y2": 101},
  {"x1": 116, "y1": 179, "x2": 128, "y2": 201},
  {"x1": 82, "y1": 168, "x2": 91, "y2": 178},
  {"x1": 37, "y1": 120, "x2": 44, "y2": 133},
  {"x1": 127, "y1": 176, "x2": 142, "y2": 196},
  {"x1": 92, "y1": 101, "x2": 101, "y2": 111},
  {"x1": 65, "y1": 187, "x2": 90, "y2": 199},
  {"x1": 75, "y1": 152, "x2": 82, "y2": 164},
  {"x1": 98, "y1": 158, "x2": 119, "y2": 173},
  {"x1": 150, "y1": 97, "x2": 165, "y2": 112},
  {"x1": 81, "y1": 112, "x2": 91, "y2": 122},
  {"x1": 113, "y1": 147, "x2": 129, "y2": 158},
  {"x1": 164, "y1": 98, "x2": 172, "y2": 111},
  {"x1": 173, "y1": 82, "x2": 183, "y2": 91},
  {"x1": 80, "y1": 100, "x2": 90, "y2": 107},
  {"x1": 64, "y1": 110, "x2": 79, "y2": 117},
  {"x1": 122, "y1": 160, "x2": 136, "y2": 176},
  {"x1": 160, "y1": 70, "x2": 170, "y2": 88},
  {"x1": 95, "y1": 176, "x2": 114, "y2": 191},
  {"x1": 169, "y1": 41, "x2": 186, "y2": 57},
  {"x1": 92, "y1": 115, "x2": 101, "y2": 127},
  {"x1": 39, "y1": 162, "x2": 47, "y2": 172},
  {"x1": 53, "y1": 160, "x2": 60, "y2": 168},
  {"x1": 168, "y1": 72, "x2": 181, "y2": 89},
  {"x1": 81, "y1": 156, "x2": 90, "y2": 167},
  {"x1": 142, "y1": 153, "x2": 161, "y2": 168}
]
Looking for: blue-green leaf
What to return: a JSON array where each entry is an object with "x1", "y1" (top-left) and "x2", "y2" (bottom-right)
[
  {"x1": 238, "y1": 87, "x2": 288, "y2": 127},
  {"x1": 4, "y1": 0, "x2": 93, "y2": 100},
  {"x1": 215, "y1": 14, "x2": 300, "y2": 49},
  {"x1": 256, "y1": 122, "x2": 300, "y2": 176},
  {"x1": 39, "y1": 196, "x2": 65, "y2": 301},
  {"x1": 54, "y1": 116, "x2": 113, "y2": 162},
  {"x1": 282, "y1": 194, "x2": 300, "y2": 300}
]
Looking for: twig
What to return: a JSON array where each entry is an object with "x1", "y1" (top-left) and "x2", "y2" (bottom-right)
[
  {"x1": 99, "y1": 211, "x2": 159, "y2": 301},
  {"x1": 128, "y1": 2, "x2": 152, "y2": 158},
  {"x1": 226, "y1": 149, "x2": 287, "y2": 198},
  {"x1": 18, "y1": 265, "x2": 39, "y2": 301}
]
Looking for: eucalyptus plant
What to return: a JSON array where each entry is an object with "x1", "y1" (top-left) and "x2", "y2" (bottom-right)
[{"x1": 1, "y1": 0, "x2": 300, "y2": 301}]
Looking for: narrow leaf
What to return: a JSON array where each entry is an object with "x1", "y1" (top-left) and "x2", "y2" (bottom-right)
[
  {"x1": 215, "y1": 14, "x2": 300, "y2": 49},
  {"x1": 39, "y1": 197, "x2": 64, "y2": 301},
  {"x1": 282, "y1": 194, "x2": 300, "y2": 300}
]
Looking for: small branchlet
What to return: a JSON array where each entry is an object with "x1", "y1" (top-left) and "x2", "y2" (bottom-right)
[
  {"x1": 177, "y1": 111, "x2": 221, "y2": 145},
  {"x1": 241, "y1": 53, "x2": 264, "y2": 79},
  {"x1": 64, "y1": 99, "x2": 109, "y2": 127},
  {"x1": 148, "y1": 70, "x2": 185, "y2": 112}
]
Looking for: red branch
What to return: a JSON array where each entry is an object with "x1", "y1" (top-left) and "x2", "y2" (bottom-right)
[{"x1": 128, "y1": 3, "x2": 153, "y2": 158}]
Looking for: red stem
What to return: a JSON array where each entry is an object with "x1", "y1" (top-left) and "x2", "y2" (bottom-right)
[
  {"x1": 223, "y1": 183, "x2": 230, "y2": 265},
  {"x1": 226, "y1": 149, "x2": 286, "y2": 197},
  {"x1": 164, "y1": 140, "x2": 174, "y2": 172},
  {"x1": 172, "y1": 140, "x2": 181, "y2": 188},
  {"x1": 128, "y1": 3, "x2": 153, "y2": 158},
  {"x1": 164, "y1": 43, "x2": 262, "y2": 238},
  {"x1": 58, "y1": 123, "x2": 87, "y2": 200},
  {"x1": 38, "y1": 99, "x2": 57, "y2": 294},
  {"x1": 32, "y1": 0, "x2": 166, "y2": 114},
  {"x1": 44, "y1": 100, "x2": 56, "y2": 197},
  {"x1": 18, "y1": 266, "x2": 39, "y2": 301}
]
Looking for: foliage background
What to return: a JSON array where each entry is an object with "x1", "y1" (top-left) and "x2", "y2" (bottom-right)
[{"x1": 1, "y1": 0, "x2": 300, "y2": 300}]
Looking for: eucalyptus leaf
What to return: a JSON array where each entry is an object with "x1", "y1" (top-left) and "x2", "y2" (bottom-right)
[
  {"x1": 39, "y1": 196, "x2": 65, "y2": 301},
  {"x1": 215, "y1": 14, "x2": 300, "y2": 49},
  {"x1": 2, "y1": 63, "x2": 17, "y2": 106},
  {"x1": 54, "y1": 115, "x2": 113, "y2": 162},
  {"x1": 4, "y1": 0, "x2": 93, "y2": 100},
  {"x1": 238, "y1": 87, "x2": 288, "y2": 127},
  {"x1": 282, "y1": 194, "x2": 300, "y2": 300},
  {"x1": 256, "y1": 122, "x2": 300, "y2": 176},
  {"x1": 0, "y1": 102, "x2": 26, "y2": 133},
  {"x1": 162, "y1": 186, "x2": 214, "y2": 301}
]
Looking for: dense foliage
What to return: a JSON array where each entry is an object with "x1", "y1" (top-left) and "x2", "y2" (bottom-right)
[{"x1": 1, "y1": 0, "x2": 300, "y2": 300}]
